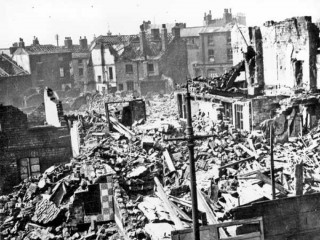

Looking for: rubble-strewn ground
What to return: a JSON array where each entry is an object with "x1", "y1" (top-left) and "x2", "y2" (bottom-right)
[{"x1": 1, "y1": 93, "x2": 320, "y2": 240}]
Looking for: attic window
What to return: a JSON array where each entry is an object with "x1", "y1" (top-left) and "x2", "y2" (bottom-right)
[{"x1": 125, "y1": 64, "x2": 133, "y2": 74}]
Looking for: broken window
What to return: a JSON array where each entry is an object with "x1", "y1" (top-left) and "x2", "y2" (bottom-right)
[
  {"x1": 208, "y1": 34, "x2": 214, "y2": 46},
  {"x1": 208, "y1": 49, "x2": 214, "y2": 62},
  {"x1": 59, "y1": 67, "x2": 65, "y2": 78},
  {"x1": 19, "y1": 158, "x2": 40, "y2": 180},
  {"x1": 125, "y1": 64, "x2": 133, "y2": 74},
  {"x1": 127, "y1": 81, "x2": 134, "y2": 91},
  {"x1": 109, "y1": 67, "x2": 113, "y2": 80},
  {"x1": 223, "y1": 102, "x2": 233, "y2": 123},
  {"x1": 293, "y1": 60, "x2": 303, "y2": 86},
  {"x1": 234, "y1": 104, "x2": 243, "y2": 129},
  {"x1": 147, "y1": 63, "x2": 154, "y2": 73}
]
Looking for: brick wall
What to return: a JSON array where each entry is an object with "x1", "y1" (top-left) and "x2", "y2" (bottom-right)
[
  {"x1": 115, "y1": 61, "x2": 142, "y2": 92},
  {"x1": 29, "y1": 52, "x2": 72, "y2": 90},
  {"x1": 0, "y1": 74, "x2": 32, "y2": 108},
  {"x1": 199, "y1": 31, "x2": 233, "y2": 77},
  {"x1": 0, "y1": 105, "x2": 72, "y2": 194}
]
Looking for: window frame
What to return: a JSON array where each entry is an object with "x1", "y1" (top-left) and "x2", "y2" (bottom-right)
[
  {"x1": 208, "y1": 49, "x2": 215, "y2": 62},
  {"x1": 125, "y1": 64, "x2": 133, "y2": 74},
  {"x1": 207, "y1": 34, "x2": 214, "y2": 46},
  {"x1": 147, "y1": 63, "x2": 154, "y2": 73}
]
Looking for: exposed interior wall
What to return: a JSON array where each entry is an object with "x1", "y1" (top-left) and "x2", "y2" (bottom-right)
[{"x1": 261, "y1": 17, "x2": 319, "y2": 92}]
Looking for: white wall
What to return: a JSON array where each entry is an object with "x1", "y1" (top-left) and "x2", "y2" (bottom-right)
[{"x1": 13, "y1": 50, "x2": 30, "y2": 73}]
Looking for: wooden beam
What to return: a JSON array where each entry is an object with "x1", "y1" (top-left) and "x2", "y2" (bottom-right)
[
  {"x1": 238, "y1": 143, "x2": 259, "y2": 159},
  {"x1": 154, "y1": 177, "x2": 184, "y2": 229},
  {"x1": 255, "y1": 171, "x2": 289, "y2": 195},
  {"x1": 163, "y1": 149, "x2": 176, "y2": 173},
  {"x1": 219, "y1": 156, "x2": 255, "y2": 170}
]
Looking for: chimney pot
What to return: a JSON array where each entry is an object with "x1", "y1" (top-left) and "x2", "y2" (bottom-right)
[
  {"x1": 64, "y1": 37, "x2": 73, "y2": 49},
  {"x1": 18, "y1": 38, "x2": 25, "y2": 48}
]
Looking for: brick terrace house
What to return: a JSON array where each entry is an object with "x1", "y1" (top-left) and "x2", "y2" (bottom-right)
[
  {"x1": 90, "y1": 34, "x2": 137, "y2": 94},
  {"x1": 61, "y1": 37, "x2": 93, "y2": 93},
  {"x1": 11, "y1": 38, "x2": 72, "y2": 91},
  {"x1": 115, "y1": 24, "x2": 188, "y2": 95},
  {"x1": 181, "y1": 9, "x2": 246, "y2": 78},
  {"x1": 177, "y1": 16, "x2": 320, "y2": 141},
  {"x1": 0, "y1": 92, "x2": 72, "y2": 194},
  {"x1": 0, "y1": 53, "x2": 31, "y2": 108}
]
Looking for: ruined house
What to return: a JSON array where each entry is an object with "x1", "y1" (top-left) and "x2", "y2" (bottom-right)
[
  {"x1": 0, "y1": 53, "x2": 31, "y2": 108},
  {"x1": 177, "y1": 16, "x2": 320, "y2": 139},
  {"x1": 115, "y1": 24, "x2": 188, "y2": 95},
  {"x1": 11, "y1": 38, "x2": 73, "y2": 91},
  {"x1": 0, "y1": 88, "x2": 72, "y2": 194},
  {"x1": 89, "y1": 34, "x2": 137, "y2": 94}
]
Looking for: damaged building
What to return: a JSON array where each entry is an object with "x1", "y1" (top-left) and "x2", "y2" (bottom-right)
[
  {"x1": 0, "y1": 53, "x2": 31, "y2": 108},
  {"x1": 11, "y1": 38, "x2": 73, "y2": 91},
  {"x1": 177, "y1": 16, "x2": 320, "y2": 141},
  {"x1": 181, "y1": 9, "x2": 246, "y2": 79},
  {"x1": 115, "y1": 24, "x2": 188, "y2": 95},
  {"x1": 0, "y1": 88, "x2": 72, "y2": 194}
]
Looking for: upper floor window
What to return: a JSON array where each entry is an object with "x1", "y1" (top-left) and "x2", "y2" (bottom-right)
[
  {"x1": 227, "y1": 35, "x2": 232, "y2": 44},
  {"x1": 227, "y1": 48, "x2": 233, "y2": 61},
  {"x1": 78, "y1": 59, "x2": 83, "y2": 65},
  {"x1": 79, "y1": 68, "x2": 84, "y2": 77},
  {"x1": 59, "y1": 67, "x2": 65, "y2": 78},
  {"x1": 208, "y1": 34, "x2": 214, "y2": 46},
  {"x1": 97, "y1": 75, "x2": 102, "y2": 82},
  {"x1": 147, "y1": 63, "x2": 154, "y2": 73},
  {"x1": 208, "y1": 49, "x2": 215, "y2": 62},
  {"x1": 109, "y1": 67, "x2": 113, "y2": 80},
  {"x1": 58, "y1": 56, "x2": 64, "y2": 61},
  {"x1": 125, "y1": 64, "x2": 133, "y2": 74}
]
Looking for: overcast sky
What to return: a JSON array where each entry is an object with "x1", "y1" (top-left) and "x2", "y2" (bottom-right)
[{"x1": 1, "y1": 0, "x2": 320, "y2": 48}]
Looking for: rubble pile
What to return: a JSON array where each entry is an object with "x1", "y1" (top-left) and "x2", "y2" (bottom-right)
[{"x1": 2, "y1": 93, "x2": 320, "y2": 239}]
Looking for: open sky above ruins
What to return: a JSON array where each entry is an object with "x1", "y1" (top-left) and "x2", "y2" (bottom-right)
[{"x1": 1, "y1": 0, "x2": 320, "y2": 48}]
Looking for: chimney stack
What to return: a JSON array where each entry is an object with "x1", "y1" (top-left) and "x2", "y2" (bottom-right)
[
  {"x1": 33, "y1": 36, "x2": 39, "y2": 45},
  {"x1": 18, "y1": 38, "x2": 25, "y2": 48},
  {"x1": 172, "y1": 24, "x2": 181, "y2": 38},
  {"x1": 79, "y1": 36, "x2": 88, "y2": 49},
  {"x1": 161, "y1": 24, "x2": 168, "y2": 51},
  {"x1": 64, "y1": 37, "x2": 73, "y2": 49},
  {"x1": 139, "y1": 24, "x2": 147, "y2": 57}
]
